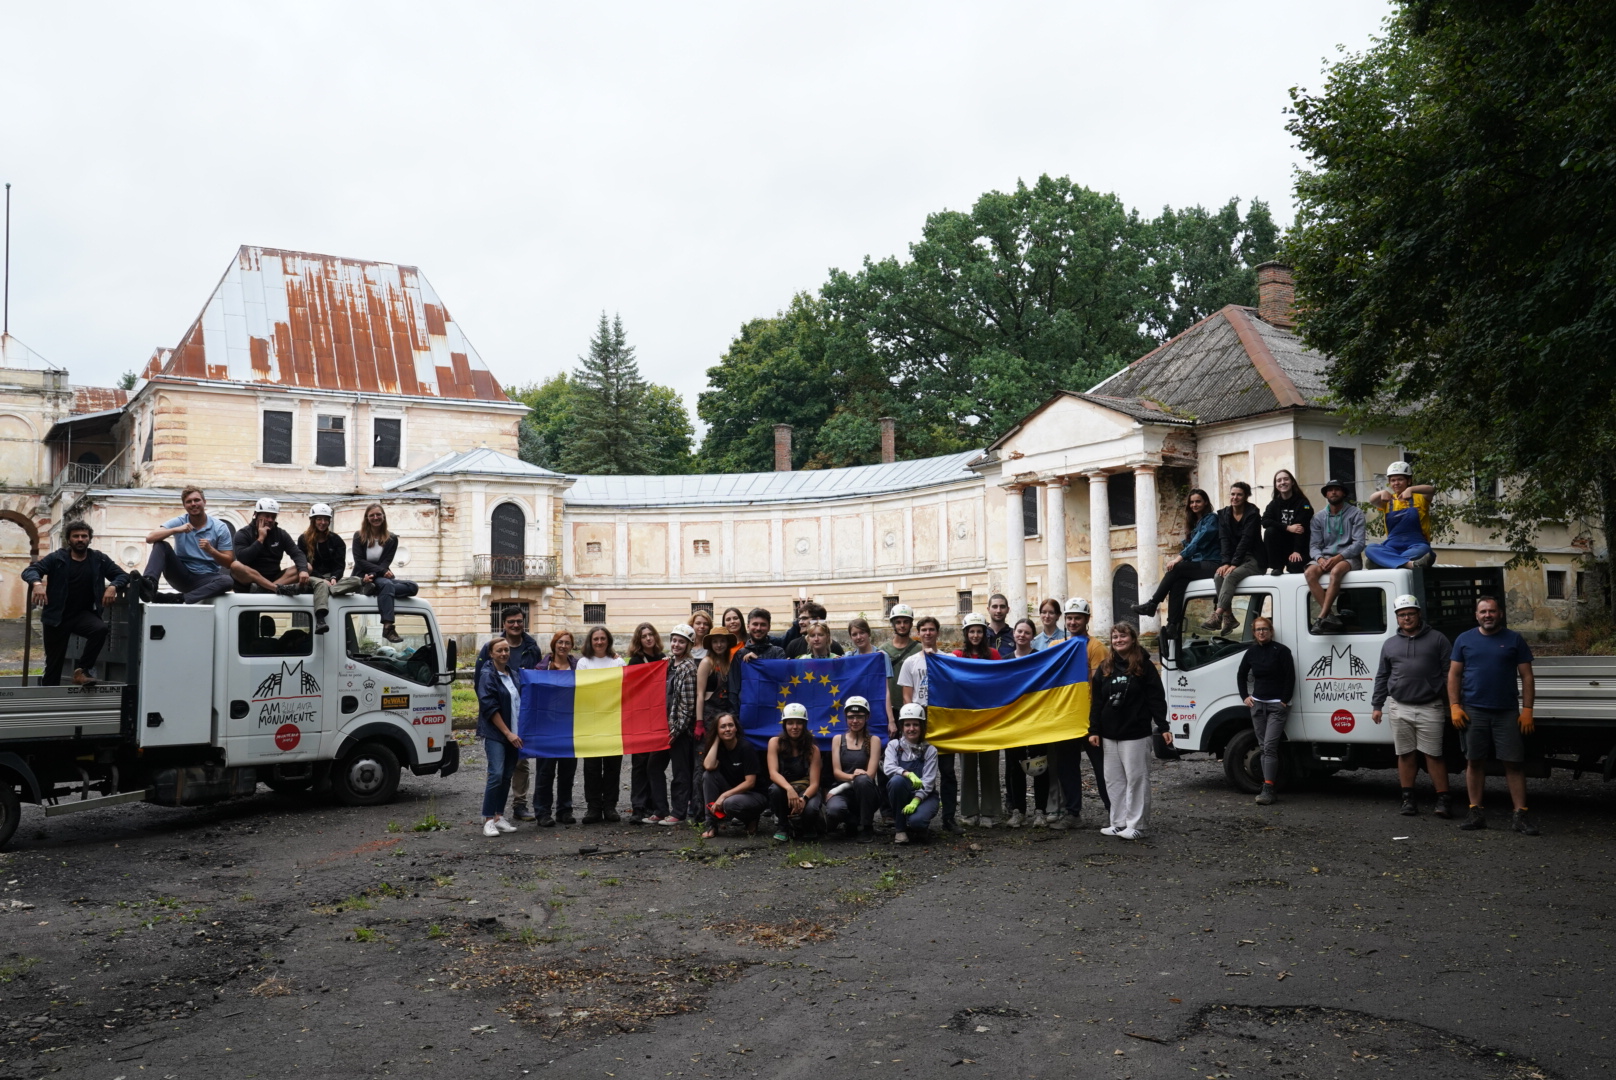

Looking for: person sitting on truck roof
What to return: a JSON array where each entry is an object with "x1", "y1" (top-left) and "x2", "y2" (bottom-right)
[
  {"x1": 1365, "y1": 462, "x2": 1437, "y2": 570},
  {"x1": 300, "y1": 503, "x2": 363, "y2": 636},
  {"x1": 230, "y1": 498, "x2": 310, "y2": 596},
  {"x1": 1448, "y1": 596, "x2": 1539, "y2": 836},
  {"x1": 1262, "y1": 469, "x2": 1314, "y2": 575},
  {"x1": 352, "y1": 503, "x2": 419, "y2": 644},
  {"x1": 1236, "y1": 616, "x2": 1296, "y2": 807},
  {"x1": 1200, "y1": 482, "x2": 1264, "y2": 635},
  {"x1": 22, "y1": 520, "x2": 129, "y2": 687},
  {"x1": 1133, "y1": 488, "x2": 1219, "y2": 633},
  {"x1": 140, "y1": 486, "x2": 236, "y2": 604},
  {"x1": 1372, "y1": 594, "x2": 1456, "y2": 819},
  {"x1": 1304, "y1": 480, "x2": 1368, "y2": 634}
]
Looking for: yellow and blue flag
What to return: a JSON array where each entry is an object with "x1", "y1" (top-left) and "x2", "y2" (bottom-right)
[
  {"x1": 739, "y1": 654, "x2": 890, "y2": 750},
  {"x1": 923, "y1": 640, "x2": 1090, "y2": 752}
]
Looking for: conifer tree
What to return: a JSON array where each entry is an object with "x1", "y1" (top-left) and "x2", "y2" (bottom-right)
[{"x1": 560, "y1": 313, "x2": 655, "y2": 475}]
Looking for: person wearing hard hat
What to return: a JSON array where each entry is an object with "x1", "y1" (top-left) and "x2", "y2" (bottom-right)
[
  {"x1": 883, "y1": 702, "x2": 940, "y2": 843},
  {"x1": 824, "y1": 695, "x2": 882, "y2": 842},
  {"x1": 300, "y1": 503, "x2": 365, "y2": 635},
  {"x1": 766, "y1": 702, "x2": 824, "y2": 842},
  {"x1": 229, "y1": 497, "x2": 309, "y2": 595},
  {"x1": 1366, "y1": 462, "x2": 1437, "y2": 569},
  {"x1": 1045, "y1": 598, "x2": 1111, "y2": 829},
  {"x1": 898, "y1": 614, "x2": 961, "y2": 833},
  {"x1": 881, "y1": 604, "x2": 921, "y2": 720},
  {"x1": 953, "y1": 612, "x2": 1003, "y2": 828},
  {"x1": 650, "y1": 623, "x2": 702, "y2": 826},
  {"x1": 1372, "y1": 594, "x2": 1456, "y2": 818}
]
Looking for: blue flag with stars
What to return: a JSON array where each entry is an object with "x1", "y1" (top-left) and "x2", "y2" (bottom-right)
[{"x1": 739, "y1": 653, "x2": 890, "y2": 751}]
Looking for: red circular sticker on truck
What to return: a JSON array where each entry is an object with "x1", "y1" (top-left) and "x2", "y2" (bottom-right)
[
  {"x1": 1331, "y1": 709, "x2": 1355, "y2": 733},
  {"x1": 274, "y1": 724, "x2": 302, "y2": 751}
]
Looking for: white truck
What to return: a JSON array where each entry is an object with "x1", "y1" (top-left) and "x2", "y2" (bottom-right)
[
  {"x1": 0, "y1": 591, "x2": 460, "y2": 849},
  {"x1": 1161, "y1": 566, "x2": 1616, "y2": 791}
]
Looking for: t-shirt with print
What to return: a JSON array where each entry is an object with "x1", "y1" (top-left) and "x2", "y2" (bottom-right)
[
  {"x1": 898, "y1": 650, "x2": 931, "y2": 707},
  {"x1": 162, "y1": 515, "x2": 235, "y2": 578},
  {"x1": 713, "y1": 740, "x2": 763, "y2": 790},
  {"x1": 1452, "y1": 627, "x2": 1533, "y2": 711}
]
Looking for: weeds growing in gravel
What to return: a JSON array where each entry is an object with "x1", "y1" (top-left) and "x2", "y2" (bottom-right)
[
  {"x1": 426, "y1": 924, "x2": 447, "y2": 939},
  {"x1": 353, "y1": 927, "x2": 379, "y2": 943},
  {"x1": 0, "y1": 956, "x2": 39, "y2": 982}
]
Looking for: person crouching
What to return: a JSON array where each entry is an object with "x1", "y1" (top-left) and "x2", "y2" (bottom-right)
[
  {"x1": 1088, "y1": 622, "x2": 1171, "y2": 840},
  {"x1": 766, "y1": 703, "x2": 824, "y2": 842},
  {"x1": 884, "y1": 703, "x2": 940, "y2": 844}
]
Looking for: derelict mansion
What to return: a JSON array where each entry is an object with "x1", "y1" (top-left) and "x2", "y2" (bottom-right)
[{"x1": 0, "y1": 246, "x2": 1589, "y2": 644}]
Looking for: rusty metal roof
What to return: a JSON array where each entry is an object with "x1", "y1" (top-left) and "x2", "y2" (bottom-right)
[
  {"x1": 72, "y1": 386, "x2": 129, "y2": 414},
  {"x1": 144, "y1": 246, "x2": 508, "y2": 401}
]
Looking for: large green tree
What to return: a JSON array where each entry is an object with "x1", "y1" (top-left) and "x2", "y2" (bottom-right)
[
  {"x1": 556, "y1": 313, "x2": 669, "y2": 476},
  {"x1": 511, "y1": 368, "x2": 695, "y2": 475},
  {"x1": 1150, "y1": 197, "x2": 1279, "y2": 339},
  {"x1": 1286, "y1": 1, "x2": 1616, "y2": 593}
]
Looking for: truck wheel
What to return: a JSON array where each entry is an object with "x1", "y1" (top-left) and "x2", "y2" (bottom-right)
[
  {"x1": 333, "y1": 742, "x2": 402, "y2": 807},
  {"x1": 264, "y1": 776, "x2": 314, "y2": 795},
  {"x1": 0, "y1": 783, "x2": 18, "y2": 850},
  {"x1": 1222, "y1": 729, "x2": 1265, "y2": 794}
]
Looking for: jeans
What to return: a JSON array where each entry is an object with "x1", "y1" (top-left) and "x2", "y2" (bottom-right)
[
  {"x1": 1052, "y1": 736, "x2": 1109, "y2": 818},
  {"x1": 885, "y1": 773, "x2": 938, "y2": 833},
  {"x1": 1101, "y1": 736, "x2": 1153, "y2": 833},
  {"x1": 1249, "y1": 700, "x2": 1288, "y2": 784},
  {"x1": 824, "y1": 773, "x2": 880, "y2": 833},
  {"x1": 41, "y1": 610, "x2": 108, "y2": 685},
  {"x1": 767, "y1": 784, "x2": 824, "y2": 837},
  {"x1": 536, "y1": 757, "x2": 577, "y2": 816},
  {"x1": 702, "y1": 773, "x2": 766, "y2": 825},
  {"x1": 482, "y1": 737, "x2": 518, "y2": 818},
  {"x1": 1213, "y1": 557, "x2": 1264, "y2": 612},
  {"x1": 668, "y1": 733, "x2": 701, "y2": 820},
  {"x1": 1003, "y1": 747, "x2": 1050, "y2": 815},
  {"x1": 1145, "y1": 559, "x2": 1219, "y2": 627},
  {"x1": 960, "y1": 752, "x2": 1002, "y2": 821},
  {"x1": 372, "y1": 577, "x2": 419, "y2": 623},
  {"x1": 143, "y1": 541, "x2": 233, "y2": 603},
  {"x1": 583, "y1": 755, "x2": 622, "y2": 811}
]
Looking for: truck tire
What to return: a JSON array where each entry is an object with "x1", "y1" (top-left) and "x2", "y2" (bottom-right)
[
  {"x1": 0, "y1": 783, "x2": 19, "y2": 851},
  {"x1": 264, "y1": 776, "x2": 314, "y2": 795},
  {"x1": 1222, "y1": 729, "x2": 1266, "y2": 794},
  {"x1": 333, "y1": 741, "x2": 402, "y2": 807}
]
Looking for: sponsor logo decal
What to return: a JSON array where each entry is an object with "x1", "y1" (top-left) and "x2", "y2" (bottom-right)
[
  {"x1": 1308, "y1": 644, "x2": 1371, "y2": 705},
  {"x1": 381, "y1": 693, "x2": 410, "y2": 711},
  {"x1": 253, "y1": 661, "x2": 322, "y2": 732},
  {"x1": 1331, "y1": 709, "x2": 1356, "y2": 733},
  {"x1": 274, "y1": 724, "x2": 302, "y2": 751},
  {"x1": 413, "y1": 713, "x2": 447, "y2": 726}
]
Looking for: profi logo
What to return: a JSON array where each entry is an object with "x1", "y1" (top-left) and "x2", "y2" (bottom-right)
[{"x1": 254, "y1": 661, "x2": 322, "y2": 700}]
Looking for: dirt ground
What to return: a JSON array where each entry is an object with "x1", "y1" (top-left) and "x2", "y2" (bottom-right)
[{"x1": 1, "y1": 736, "x2": 1611, "y2": 1080}]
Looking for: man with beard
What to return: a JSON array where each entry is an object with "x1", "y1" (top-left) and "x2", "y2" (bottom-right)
[{"x1": 23, "y1": 521, "x2": 129, "y2": 686}]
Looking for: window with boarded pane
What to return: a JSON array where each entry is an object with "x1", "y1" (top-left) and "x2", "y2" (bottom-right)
[
  {"x1": 316, "y1": 415, "x2": 345, "y2": 467},
  {"x1": 1327, "y1": 446, "x2": 1357, "y2": 501},
  {"x1": 262, "y1": 410, "x2": 293, "y2": 464},
  {"x1": 1021, "y1": 486, "x2": 1039, "y2": 537},
  {"x1": 373, "y1": 417, "x2": 401, "y2": 469},
  {"x1": 1108, "y1": 472, "x2": 1136, "y2": 527}
]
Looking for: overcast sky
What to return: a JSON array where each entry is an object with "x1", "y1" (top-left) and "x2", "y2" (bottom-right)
[{"x1": 1, "y1": 1, "x2": 1388, "y2": 425}]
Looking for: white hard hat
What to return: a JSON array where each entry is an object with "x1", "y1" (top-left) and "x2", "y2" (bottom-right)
[
  {"x1": 844, "y1": 695, "x2": 871, "y2": 713},
  {"x1": 255, "y1": 497, "x2": 281, "y2": 514},
  {"x1": 898, "y1": 702, "x2": 926, "y2": 722},
  {"x1": 781, "y1": 702, "x2": 809, "y2": 721},
  {"x1": 887, "y1": 604, "x2": 915, "y2": 621},
  {"x1": 1387, "y1": 461, "x2": 1413, "y2": 478},
  {"x1": 1063, "y1": 597, "x2": 1091, "y2": 615},
  {"x1": 309, "y1": 502, "x2": 333, "y2": 518},
  {"x1": 670, "y1": 623, "x2": 695, "y2": 642},
  {"x1": 1393, "y1": 594, "x2": 1422, "y2": 613},
  {"x1": 961, "y1": 611, "x2": 988, "y2": 628}
]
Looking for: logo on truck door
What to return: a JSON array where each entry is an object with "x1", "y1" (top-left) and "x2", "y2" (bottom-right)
[
  {"x1": 1307, "y1": 645, "x2": 1370, "y2": 731},
  {"x1": 253, "y1": 661, "x2": 324, "y2": 751}
]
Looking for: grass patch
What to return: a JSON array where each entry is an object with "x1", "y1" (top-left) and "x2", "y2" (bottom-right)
[
  {"x1": 0, "y1": 957, "x2": 39, "y2": 983},
  {"x1": 875, "y1": 868, "x2": 901, "y2": 891},
  {"x1": 313, "y1": 881, "x2": 406, "y2": 915},
  {"x1": 451, "y1": 685, "x2": 479, "y2": 729},
  {"x1": 601, "y1": 877, "x2": 621, "y2": 887},
  {"x1": 780, "y1": 844, "x2": 843, "y2": 869},
  {"x1": 427, "y1": 924, "x2": 447, "y2": 939},
  {"x1": 353, "y1": 927, "x2": 380, "y2": 943},
  {"x1": 432, "y1": 873, "x2": 454, "y2": 888},
  {"x1": 237, "y1": 893, "x2": 255, "y2": 903}
]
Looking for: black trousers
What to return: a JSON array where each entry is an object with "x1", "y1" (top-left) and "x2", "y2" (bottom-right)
[
  {"x1": 939, "y1": 752, "x2": 958, "y2": 824},
  {"x1": 767, "y1": 784, "x2": 824, "y2": 837},
  {"x1": 824, "y1": 773, "x2": 880, "y2": 833},
  {"x1": 1264, "y1": 529, "x2": 1309, "y2": 573},
  {"x1": 634, "y1": 748, "x2": 673, "y2": 818},
  {"x1": 583, "y1": 755, "x2": 622, "y2": 810},
  {"x1": 41, "y1": 610, "x2": 109, "y2": 686},
  {"x1": 703, "y1": 774, "x2": 766, "y2": 825},
  {"x1": 536, "y1": 757, "x2": 577, "y2": 815},
  {"x1": 1145, "y1": 559, "x2": 1219, "y2": 627},
  {"x1": 667, "y1": 733, "x2": 701, "y2": 820},
  {"x1": 1003, "y1": 746, "x2": 1051, "y2": 815}
]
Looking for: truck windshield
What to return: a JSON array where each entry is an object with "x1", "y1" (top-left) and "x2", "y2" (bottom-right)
[
  {"x1": 1176, "y1": 593, "x2": 1270, "y2": 672},
  {"x1": 345, "y1": 612, "x2": 438, "y2": 686}
]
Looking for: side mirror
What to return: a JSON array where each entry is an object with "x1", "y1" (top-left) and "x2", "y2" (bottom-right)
[
  {"x1": 441, "y1": 638, "x2": 458, "y2": 681},
  {"x1": 1162, "y1": 635, "x2": 1179, "y2": 668}
]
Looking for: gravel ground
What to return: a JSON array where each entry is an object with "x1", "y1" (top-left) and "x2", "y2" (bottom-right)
[{"x1": 1, "y1": 736, "x2": 1612, "y2": 1080}]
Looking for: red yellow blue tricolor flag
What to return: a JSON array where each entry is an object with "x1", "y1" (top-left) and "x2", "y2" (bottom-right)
[
  {"x1": 515, "y1": 661, "x2": 670, "y2": 758},
  {"x1": 922, "y1": 639, "x2": 1091, "y2": 752}
]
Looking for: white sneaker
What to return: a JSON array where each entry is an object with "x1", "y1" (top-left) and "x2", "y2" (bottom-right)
[
  {"x1": 977, "y1": 817, "x2": 995, "y2": 829},
  {"x1": 1118, "y1": 828, "x2": 1143, "y2": 841},
  {"x1": 482, "y1": 819, "x2": 500, "y2": 837},
  {"x1": 1099, "y1": 825, "x2": 1119, "y2": 836},
  {"x1": 493, "y1": 817, "x2": 517, "y2": 833},
  {"x1": 959, "y1": 815, "x2": 978, "y2": 827},
  {"x1": 1006, "y1": 810, "x2": 1024, "y2": 829},
  {"x1": 1032, "y1": 810, "x2": 1048, "y2": 828}
]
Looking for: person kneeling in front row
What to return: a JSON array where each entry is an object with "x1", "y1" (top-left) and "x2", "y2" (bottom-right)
[
  {"x1": 824, "y1": 696, "x2": 882, "y2": 843},
  {"x1": 766, "y1": 703, "x2": 825, "y2": 842},
  {"x1": 884, "y1": 703, "x2": 940, "y2": 844},
  {"x1": 701, "y1": 712, "x2": 767, "y2": 839}
]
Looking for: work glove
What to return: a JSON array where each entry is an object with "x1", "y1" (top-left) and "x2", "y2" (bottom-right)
[
  {"x1": 903, "y1": 797, "x2": 920, "y2": 816},
  {"x1": 1449, "y1": 704, "x2": 1469, "y2": 730},
  {"x1": 1517, "y1": 707, "x2": 1535, "y2": 735},
  {"x1": 904, "y1": 771, "x2": 922, "y2": 788}
]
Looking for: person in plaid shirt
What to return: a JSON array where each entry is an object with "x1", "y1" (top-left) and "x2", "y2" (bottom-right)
[{"x1": 654, "y1": 624, "x2": 702, "y2": 825}]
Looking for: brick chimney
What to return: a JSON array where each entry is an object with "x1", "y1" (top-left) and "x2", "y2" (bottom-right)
[
  {"x1": 773, "y1": 424, "x2": 793, "y2": 471},
  {"x1": 878, "y1": 417, "x2": 896, "y2": 464},
  {"x1": 1255, "y1": 262, "x2": 1295, "y2": 330}
]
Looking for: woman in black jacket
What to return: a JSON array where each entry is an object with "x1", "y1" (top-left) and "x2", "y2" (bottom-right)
[
  {"x1": 1087, "y1": 623, "x2": 1170, "y2": 840},
  {"x1": 1261, "y1": 470, "x2": 1314, "y2": 575},
  {"x1": 1235, "y1": 616, "x2": 1296, "y2": 806},
  {"x1": 351, "y1": 503, "x2": 419, "y2": 642},
  {"x1": 1201, "y1": 482, "x2": 1264, "y2": 634}
]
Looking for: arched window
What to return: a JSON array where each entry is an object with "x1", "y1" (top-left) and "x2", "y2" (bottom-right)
[
  {"x1": 1112, "y1": 564, "x2": 1139, "y2": 628},
  {"x1": 490, "y1": 502, "x2": 526, "y2": 580}
]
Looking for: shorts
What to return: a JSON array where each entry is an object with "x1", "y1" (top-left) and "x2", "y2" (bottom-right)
[
  {"x1": 1384, "y1": 697, "x2": 1445, "y2": 757},
  {"x1": 1462, "y1": 705, "x2": 1525, "y2": 764},
  {"x1": 1315, "y1": 554, "x2": 1363, "y2": 572}
]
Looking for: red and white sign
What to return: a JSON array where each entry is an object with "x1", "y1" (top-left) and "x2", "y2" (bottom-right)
[
  {"x1": 274, "y1": 724, "x2": 302, "y2": 751},
  {"x1": 1330, "y1": 709, "x2": 1355, "y2": 733},
  {"x1": 413, "y1": 714, "x2": 447, "y2": 726}
]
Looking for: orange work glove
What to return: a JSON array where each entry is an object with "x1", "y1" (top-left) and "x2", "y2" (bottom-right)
[
  {"x1": 1449, "y1": 703, "x2": 1469, "y2": 729},
  {"x1": 1517, "y1": 707, "x2": 1535, "y2": 735}
]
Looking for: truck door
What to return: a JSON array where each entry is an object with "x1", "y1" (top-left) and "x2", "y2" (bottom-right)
[
  {"x1": 137, "y1": 605, "x2": 216, "y2": 749},
  {"x1": 1167, "y1": 586, "x2": 1276, "y2": 752},
  {"x1": 337, "y1": 607, "x2": 448, "y2": 745},
  {"x1": 1294, "y1": 579, "x2": 1396, "y2": 742},
  {"x1": 223, "y1": 607, "x2": 324, "y2": 764}
]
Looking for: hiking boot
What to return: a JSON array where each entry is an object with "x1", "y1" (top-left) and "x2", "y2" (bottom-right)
[
  {"x1": 314, "y1": 614, "x2": 329, "y2": 635},
  {"x1": 276, "y1": 583, "x2": 301, "y2": 597},
  {"x1": 859, "y1": 828, "x2": 876, "y2": 844},
  {"x1": 1255, "y1": 784, "x2": 1276, "y2": 806},
  {"x1": 1220, "y1": 611, "x2": 1239, "y2": 634},
  {"x1": 71, "y1": 668, "x2": 98, "y2": 687},
  {"x1": 1131, "y1": 600, "x2": 1159, "y2": 617},
  {"x1": 556, "y1": 811, "x2": 576, "y2": 825},
  {"x1": 1433, "y1": 791, "x2": 1455, "y2": 818},
  {"x1": 944, "y1": 818, "x2": 964, "y2": 835},
  {"x1": 1399, "y1": 791, "x2": 1418, "y2": 816},
  {"x1": 1458, "y1": 807, "x2": 1487, "y2": 830},
  {"x1": 538, "y1": 814, "x2": 556, "y2": 827},
  {"x1": 581, "y1": 808, "x2": 603, "y2": 825},
  {"x1": 1511, "y1": 809, "x2": 1540, "y2": 836},
  {"x1": 1318, "y1": 612, "x2": 1344, "y2": 633},
  {"x1": 138, "y1": 574, "x2": 160, "y2": 603},
  {"x1": 1198, "y1": 613, "x2": 1224, "y2": 632},
  {"x1": 513, "y1": 805, "x2": 536, "y2": 822},
  {"x1": 602, "y1": 808, "x2": 621, "y2": 823}
]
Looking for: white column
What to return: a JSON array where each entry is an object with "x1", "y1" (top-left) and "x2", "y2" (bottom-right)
[
  {"x1": 1087, "y1": 472, "x2": 1112, "y2": 631},
  {"x1": 1134, "y1": 465, "x2": 1160, "y2": 635},
  {"x1": 1045, "y1": 478, "x2": 1069, "y2": 606},
  {"x1": 1004, "y1": 485, "x2": 1027, "y2": 621}
]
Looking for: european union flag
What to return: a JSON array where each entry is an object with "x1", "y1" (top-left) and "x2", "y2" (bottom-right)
[{"x1": 739, "y1": 653, "x2": 890, "y2": 751}]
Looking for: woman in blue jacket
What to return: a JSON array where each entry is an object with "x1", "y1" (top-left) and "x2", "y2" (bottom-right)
[
  {"x1": 477, "y1": 638, "x2": 523, "y2": 838},
  {"x1": 1130, "y1": 489, "x2": 1219, "y2": 632}
]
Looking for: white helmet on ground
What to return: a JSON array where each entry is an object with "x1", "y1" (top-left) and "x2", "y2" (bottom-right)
[
  {"x1": 961, "y1": 611, "x2": 988, "y2": 628},
  {"x1": 781, "y1": 702, "x2": 809, "y2": 721},
  {"x1": 898, "y1": 702, "x2": 926, "y2": 723},
  {"x1": 844, "y1": 695, "x2": 871, "y2": 713},
  {"x1": 1063, "y1": 597, "x2": 1091, "y2": 615},
  {"x1": 254, "y1": 497, "x2": 281, "y2": 514},
  {"x1": 1387, "y1": 461, "x2": 1413, "y2": 478},
  {"x1": 887, "y1": 604, "x2": 915, "y2": 622},
  {"x1": 309, "y1": 502, "x2": 333, "y2": 518},
  {"x1": 1393, "y1": 594, "x2": 1422, "y2": 613},
  {"x1": 670, "y1": 623, "x2": 695, "y2": 642}
]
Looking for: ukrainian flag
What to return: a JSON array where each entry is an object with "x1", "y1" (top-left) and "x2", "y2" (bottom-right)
[
  {"x1": 515, "y1": 661, "x2": 671, "y2": 758},
  {"x1": 923, "y1": 640, "x2": 1090, "y2": 752}
]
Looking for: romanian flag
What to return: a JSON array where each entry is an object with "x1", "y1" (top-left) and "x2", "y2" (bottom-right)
[
  {"x1": 514, "y1": 661, "x2": 670, "y2": 759},
  {"x1": 923, "y1": 639, "x2": 1091, "y2": 752},
  {"x1": 739, "y1": 654, "x2": 891, "y2": 750}
]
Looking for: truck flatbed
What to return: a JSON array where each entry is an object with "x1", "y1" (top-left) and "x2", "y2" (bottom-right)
[{"x1": 0, "y1": 678, "x2": 124, "y2": 742}]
